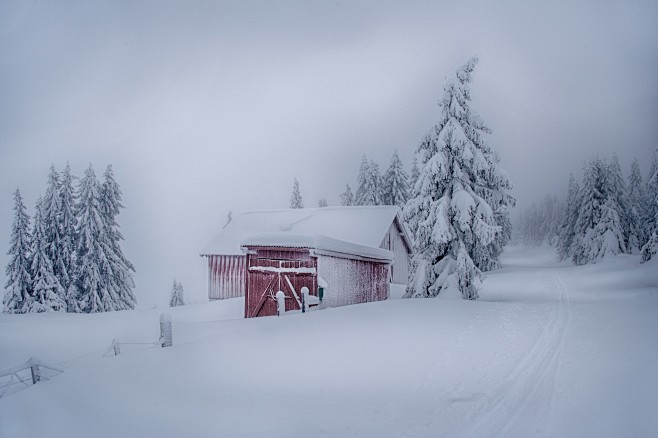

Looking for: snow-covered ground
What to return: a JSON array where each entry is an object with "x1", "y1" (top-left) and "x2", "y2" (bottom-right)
[{"x1": 1, "y1": 246, "x2": 657, "y2": 437}]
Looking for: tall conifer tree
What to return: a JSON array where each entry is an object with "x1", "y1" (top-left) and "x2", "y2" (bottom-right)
[
  {"x1": 558, "y1": 174, "x2": 580, "y2": 260},
  {"x1": 41, "y1": 165, "x2": 69, "y2": 305},
  {"x1": 359, "y1": 159, "x2": 384, "y2": 206},
  {"x1": 606, "y1": 154, "x2": 630, "y2": 247},
  {"x1": 641, "y1": 152, "x2": 658, "y2": 262},
  {"x1": 76, "y1": 165, "x2": 115, "y2": 312},
  {"x1": 383, "y1": 150, "x2": 409, "y2": 208},
  {"x1": 29, "y1": 197, "x2": 66, "y2": 312},
  {"x1": 627, "y1": 158, "x2": 646, "y2": 252},
  {"x1": 641, "y1": 152, "x2": 658, "y2": 252},
  {"x1": 100, "y1": 165, "x2": 136, "y2": 310},
  {"x1": 59, "y1": 163, "x2": 80, "y2": 312},
  {"x1": 3, "y1": 189, "x2": 33, "y2": 313},
  {"x1": 404, "y1": 57, "x2": 514, "y2": 300},
  {"x1": 355, "y1": 155, "x2": 370, "y2": 205},
  {"x1": 340, "y1": 184, "x2": 354, "y2": 206},
  {"x1": 290, "y1": 178, "x2": 304, "y2": 209},
  {"x1": 571, "y1": 157, "x2": 626, "y2": 264}
]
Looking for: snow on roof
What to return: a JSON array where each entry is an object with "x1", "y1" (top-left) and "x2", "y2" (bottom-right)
[
  {"x1": 201, "y1": 205, "x2": 411, "y2": 256},
  {"x1": 241, "y1": 233, "x2": 394, "y2": 262}
]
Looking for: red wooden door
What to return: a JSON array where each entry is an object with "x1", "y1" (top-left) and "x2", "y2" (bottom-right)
[{"x1": 245, "y1": 251, "x2": 317, "y2": 318}]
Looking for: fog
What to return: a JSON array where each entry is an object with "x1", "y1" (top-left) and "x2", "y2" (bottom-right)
[{"x1": 1, "y1": 0, "x2": 657, "y2": 305}]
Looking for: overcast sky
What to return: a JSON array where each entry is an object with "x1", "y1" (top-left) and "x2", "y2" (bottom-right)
[{"x1": 2, "y1": 0, "x2": 657, "y2": 306}]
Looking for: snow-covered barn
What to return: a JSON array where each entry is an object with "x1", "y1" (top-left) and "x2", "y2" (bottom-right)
[{"x1": 200, "y1": 206, "x2": 413, "y2": 318}]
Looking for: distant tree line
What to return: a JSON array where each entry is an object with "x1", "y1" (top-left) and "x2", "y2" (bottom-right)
[
  {"x1": 3, "y1": 164, "x2": 136, "y2": 314},
  {"x1": 517, "y1": 195, "x2": 563, "y2": 247},
  {"x1": 517, "y1": 152, "x2": 658, "y2": 264},
  {"x1": 289, "y1": 149, "x2": 416, "y2": 210}
]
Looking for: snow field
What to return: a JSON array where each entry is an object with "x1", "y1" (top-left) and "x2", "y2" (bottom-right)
[{"x1": 1, "y1": 246, "x2": 657, "y2": 437}]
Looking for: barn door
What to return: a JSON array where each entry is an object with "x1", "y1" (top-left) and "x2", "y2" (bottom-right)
[{"x1": 246, "y1": 256, "x2": 317, "y2": 318}]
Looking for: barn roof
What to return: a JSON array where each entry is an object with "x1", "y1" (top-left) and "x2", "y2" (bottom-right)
[
  {"x1": 201, "y1": 205, "x2": 413, "y2": 257},
  {"x1": 241, "y1": 233, "x2": 394, "y2": 262}
]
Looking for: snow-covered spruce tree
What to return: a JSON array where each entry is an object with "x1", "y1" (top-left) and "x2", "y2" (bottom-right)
[
  {"x1": 640, "y1": 155, "x2": 658, "y2": 262},
  {"x1": 383, "y1": 150, "x2": 409, "y2": 208},
  {"x1": 354, "y1": 155, "x2": 370, "y2": 205},
  {"x1": 571, "y1": 157, "x2": 626, "y2": 264},
  {"x1": 547, "y1": 195, "x2": 563, "y2": 246},
  {"x1": 40, "y1": 165, "x2": 69, "y2": 306},
  {"x1": 3, "y1": 189, "x2": 33, "y2": 313},
  {"x1": 169, "y1": 279, "x2": 185, "y2": 307},
  {"x1": 76, "y1": 165, "x2": 118, "y2": 312},
  {"x1": 606, "y1": 154, "x2": 630, "y2": 248},
  {"x1": 339, "y1": 184, "x2": 354, "y2": 206},
  {"x1": 318, "y1": 198, "x2": 328, "y2": 208},
  {"x1": 627, "y1": 158, "x2": 646, "y2": 252},
  {"x1": 358, "y1": 159, "x2": 384, "y2": 206},
  {"x1": 404, "y1": 57, "x2": 514, "y2": 300},
  {"x1": 558, "y1": 174, "x2": 580, "y2": 260},
  {"x1": 59, "y1": 163, "x2": 80, "y2": 312},
  {"x1": 100, "y1": 165, "x2": 136, "y2": 310},
  {"x1": 486, "y1": 202, "x2": 513, "y2": 270},
  {"x1": 290, "y1": 178, "x2": 303, "y2": 209},
  {"x1": 28, "y1": 197, "x2": 66, "y2": 312},
  {"x1": 640, "y1": 153, "x2": 658, "y2": 251}
]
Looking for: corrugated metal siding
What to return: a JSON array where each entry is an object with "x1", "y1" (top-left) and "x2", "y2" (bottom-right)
[
  {"x1": 244, "y1": 249, "x2": 317, "y2": 318},
  {"x1": 379, "y1": 222, "x2": 410, "y2": 284},
  {"x1": 208, "y1": 255, "x2": 246, "y2": 300},
  {"x1": 317, "y1": 255, "x2": 389, "y2": 308},
  {"x1": 253, "y1": 248, "x2": 314, "y2": 262}
]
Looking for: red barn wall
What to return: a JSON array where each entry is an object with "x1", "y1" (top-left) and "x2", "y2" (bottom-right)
[
  {"x1": 317, "y1": 255, "x2": 390, "y2": 308},
  {"x1": 207, "y1": 255, "x2": 246, "y2": 300}
]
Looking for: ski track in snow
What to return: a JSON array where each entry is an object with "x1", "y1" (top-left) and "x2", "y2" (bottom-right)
[{"x1": 463, "y1": 268, "x2": 574, "y2": 438}]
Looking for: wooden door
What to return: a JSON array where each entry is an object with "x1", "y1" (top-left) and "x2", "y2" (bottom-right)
[{"x1": 245, "y1": 252, "x2": 317, "y2": 318}]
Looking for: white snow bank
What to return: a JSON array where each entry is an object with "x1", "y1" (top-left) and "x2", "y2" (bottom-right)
[{"x1": 1, "y1": 246, "x2": 656, "y2": 438}]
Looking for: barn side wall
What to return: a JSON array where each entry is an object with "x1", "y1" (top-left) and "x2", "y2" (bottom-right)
[
  {"x1": 317, "y1": 255, "x2": 389, "y2": 308},
  {"x1": 379, "y1": 222, "x2": 410, "y2": 285},
  {"x1": 207, "y1": 255, "x2": 246, "y2": 300}
]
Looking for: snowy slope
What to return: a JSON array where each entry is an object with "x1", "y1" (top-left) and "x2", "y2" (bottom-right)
[{"x1": 1, "y1": 246, "x2": 657, "y2": 437}]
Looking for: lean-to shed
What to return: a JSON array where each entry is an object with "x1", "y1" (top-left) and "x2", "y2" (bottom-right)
[{"x1": 200, "y1": 206, "x2": 413, "y2": 315}]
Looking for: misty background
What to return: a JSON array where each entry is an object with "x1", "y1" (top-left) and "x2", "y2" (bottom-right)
[{"x1": 2, "y1": 0, "x2": 657, "y2": 306}]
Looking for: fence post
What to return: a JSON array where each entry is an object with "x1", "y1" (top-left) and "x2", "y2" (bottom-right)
[
  {"x1": 113, "y1": 338, "x2": 121, "y2": 356},
  {"x1": 30, "y1": 363, "x2": 41, "y2": 384},
  {"x1": 276, "y1": 291, "x2": 285, "y2": 316},
  {"x1": 160, "y1": 313, "x2": 173, "y2": 347},
  {"x1": 301, "y1": 286, "x2": 309, "y2": 313}
]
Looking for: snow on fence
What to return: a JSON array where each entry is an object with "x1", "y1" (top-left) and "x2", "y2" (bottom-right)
[
  {"x1": 0, "y1": 357, "x2": 63, "y2": 398},
  {"x1": 103, "y1": 313, "x2": 174, "y2": 357}
]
